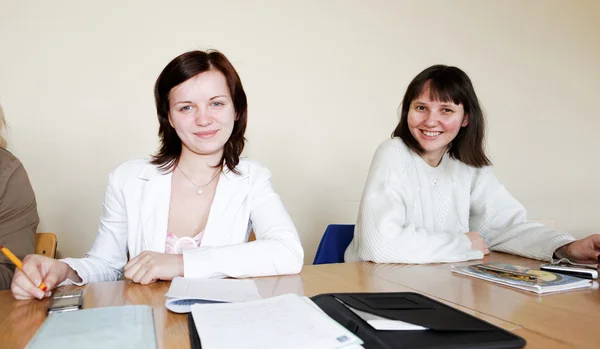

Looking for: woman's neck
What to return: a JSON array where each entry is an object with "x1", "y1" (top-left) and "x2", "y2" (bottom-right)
[
  {"x1": 420, "y1": 148, "x2": 446, "y2": 168},
  {"x1": 177, "y1": 147, "x2": 223, "y2": 176}
]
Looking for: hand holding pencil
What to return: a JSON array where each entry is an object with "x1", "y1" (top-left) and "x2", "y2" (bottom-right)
[
  {"x1": 4, "y1": 247, "x2": 75, "y2": 300},
  {"x1": 1, "y1": 244, "x2": 47, "y2": 291}
]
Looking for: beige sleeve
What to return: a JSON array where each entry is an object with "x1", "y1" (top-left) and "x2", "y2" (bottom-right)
[{"x1": 0, "y1": 157, "x2": 39, "y2": 289}]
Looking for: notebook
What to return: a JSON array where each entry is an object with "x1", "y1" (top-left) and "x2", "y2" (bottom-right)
[
  {"x1": 189, "y1": 293, "x2": 364, "y2": 349},
  {"x1": 451, "y1": 262, "x2": 592, "y2": 294},
  {"x1": 25, "y1": 305, "x2": 157, "y2": 349},
  {"x1": 165, "y1": 277, "x2": 263, "y2": 313}
]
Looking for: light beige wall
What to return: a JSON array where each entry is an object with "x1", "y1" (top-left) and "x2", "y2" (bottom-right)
[{"x1": 1, "y1": 0, "x2": 598, "y2": 261}]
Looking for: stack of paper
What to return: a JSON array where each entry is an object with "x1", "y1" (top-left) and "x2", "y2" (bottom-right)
[
  {"x1": 165, "y1": 277, "x2": 263, "y2": 313},
  {"x1": 451, "y1": 263, "x2": 592, "y2": 294},
  {"x1": 191, "y1": 293, "x2": 364, "y2": 349}
]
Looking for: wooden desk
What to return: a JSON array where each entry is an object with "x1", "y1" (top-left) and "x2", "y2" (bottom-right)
[{"x1": 0, "y1": 253, "x2": 596, "y2": 348}]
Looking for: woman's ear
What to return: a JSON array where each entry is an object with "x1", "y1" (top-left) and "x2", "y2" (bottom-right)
[{"x1": 461, "y1": 114, "x2": 470, "y2": 127}]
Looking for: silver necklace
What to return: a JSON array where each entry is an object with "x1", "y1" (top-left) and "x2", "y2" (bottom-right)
[{"x1": 177, "y1": 166, "x2": 220, "y2": 195}]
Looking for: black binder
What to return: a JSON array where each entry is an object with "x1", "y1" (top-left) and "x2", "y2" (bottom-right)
[{"x1": 189, "y1": 292, "x2": 526, "y2": 349}]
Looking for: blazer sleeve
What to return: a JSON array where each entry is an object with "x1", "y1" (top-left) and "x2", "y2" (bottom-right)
[
  {"x1": 60, "y1": 171, "x2": 128, "y2": 285},
  {"x1": 345, "y1": 142, "x2": 481, "y2": 264},
  {"x1": 469, "y1": 167, "x2": 575, "y2": 261},
  {"x1": 0, "y1": 159, "x2": 38, "y2": 289},
  {"x1": 183, "y1": 167, "x2": 304, "y2": 278}
]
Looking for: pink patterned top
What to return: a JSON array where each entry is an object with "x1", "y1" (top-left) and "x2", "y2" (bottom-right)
[{"x1": 165, "y1": 231, "x2": 204, "y2": 254}]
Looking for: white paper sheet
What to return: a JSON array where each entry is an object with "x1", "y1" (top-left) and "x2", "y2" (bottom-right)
[
  {"x1": 166, "y1": 277, "x2": 262, "y2": 302},
  {"x1": 165, "y1": 277, "x2": 263, "y2": 313},
  {"x1": 336, "y1": 298, "x2": 428, "y2": 331},
  {"x1": 190, "y1": 294, "x2": 363, "y2": 349}
]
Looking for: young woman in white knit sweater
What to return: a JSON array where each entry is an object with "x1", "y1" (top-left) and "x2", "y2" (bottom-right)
[{"x1": 345, "y1": 65, "x2": 600, "y2": 264}]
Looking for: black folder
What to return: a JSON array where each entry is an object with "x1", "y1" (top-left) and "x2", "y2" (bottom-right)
[
  {"x1": 312, "y1": 292, "x2": 525, "y2": 349},
  {"x1": 188, "y1": 292, "x2": 526, "y2": 349}
]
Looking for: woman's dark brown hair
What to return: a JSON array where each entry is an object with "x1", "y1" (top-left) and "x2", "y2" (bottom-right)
[
  {"x1": 392, "y1": 65, "x2": 491, "y2": 168},
  {"x1": 151, "y1": 50, "x2": 248, "y2": 173}
]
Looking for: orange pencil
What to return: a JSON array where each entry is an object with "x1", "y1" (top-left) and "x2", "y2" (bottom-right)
[{"x1": 0, "y1": 244, "x2": 47, "y2": 291}]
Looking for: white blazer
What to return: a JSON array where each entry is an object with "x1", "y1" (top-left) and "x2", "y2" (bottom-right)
[{"x1": 62, "y1": 158, "x2": 304, "y2": 284}]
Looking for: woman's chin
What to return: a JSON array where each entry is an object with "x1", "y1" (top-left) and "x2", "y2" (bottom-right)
[
  {"x1": 193, "y1": 148, "x2": 223, "y2": 156},
  {"x1": 182, "y1": 143, "x2": 225, "y2": 157},
  {"x1": 418, "y1": 142, "x2": 448, "y2": 155}
]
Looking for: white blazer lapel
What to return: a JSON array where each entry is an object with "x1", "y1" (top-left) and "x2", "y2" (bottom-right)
[
  {"x1": 202, "y1": 167, "x2": 251, "y2": 246},
  {"x1": 139, "y1": 165, "x2": 172, "y2": 253}
]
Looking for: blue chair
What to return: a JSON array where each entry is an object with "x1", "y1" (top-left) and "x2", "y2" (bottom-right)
[{"x1": 313, "y1": 224, "x2": 355, "y2": 265}]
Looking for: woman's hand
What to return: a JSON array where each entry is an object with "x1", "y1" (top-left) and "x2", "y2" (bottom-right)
[
  {"x1": 466, "y1": 231, "x2": 490, "y2": 255},
  {"x1": 124, "y1": 251, "x2": 183, "y2": 284},
  {"x1": 554, "y1": 234, "x2": 600, "y2": 264},
  {"x1": 11, "y1": 255, "x2": 77, "y2": 300}
]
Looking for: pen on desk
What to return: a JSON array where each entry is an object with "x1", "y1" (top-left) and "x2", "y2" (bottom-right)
[
  {"x1": 0, "y1": 244, "x2": 48, "y2": 291},
  {"x1": 474, "y1": 264, "x2": 538, "y2": 281}
]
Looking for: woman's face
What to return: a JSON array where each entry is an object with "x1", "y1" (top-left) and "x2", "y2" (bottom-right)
[
  {"x1": 407, "y1": 87, "x2": 468, "y2": 165},
  {"x1": 168, "y1": 70, "x2": 236, "y2": 157}
]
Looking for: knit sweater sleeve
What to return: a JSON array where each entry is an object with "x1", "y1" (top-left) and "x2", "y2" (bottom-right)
[
  {"x1": 469, "y1": 167, "x2": 575, "y2": 261},
  {"x1": 345, "y1": 140, "x2": 482, "y2": 264}
]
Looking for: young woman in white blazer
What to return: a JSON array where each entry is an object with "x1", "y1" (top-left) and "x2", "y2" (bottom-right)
[
  {"x1": 12, "y1": 50, "x2": 304, "y2": 299},
  {"x1": 344, "y1": 65, "x2": 600, "y2": 265}
]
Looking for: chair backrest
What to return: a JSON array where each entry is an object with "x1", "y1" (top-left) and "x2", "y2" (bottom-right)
[
  {"x1": 35, "y1": 232, "x2": 57, "y2": 258},
  {"x1": 247, "y1": 230, "x2": 256, "y2": 242},
  {"x1": 313, "y1": 224, "x2": 355, "y2": 265}
]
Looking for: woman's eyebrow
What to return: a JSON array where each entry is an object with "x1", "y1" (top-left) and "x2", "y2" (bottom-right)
[{"x1": 173, "y1": 101, "x2": 193, "y2": 105}]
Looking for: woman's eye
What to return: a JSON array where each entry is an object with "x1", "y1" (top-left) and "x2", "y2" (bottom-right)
[
  {"x1": 211, "y1": 101, "x2": 224, "y2": 107},
  {"x1": 179, "y1": 105, "x2": 193, "y2": 112},
  {"x1": 443, "y1": 108, "x2": 454, "y2": 113},
  {"x1": 415, "y1": 106, "x2": 426, "y2": 111}
]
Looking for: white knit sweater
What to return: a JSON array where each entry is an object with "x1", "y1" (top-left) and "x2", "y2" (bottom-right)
[{"x1": 344, "y1": 138, "x2": 575, "y2": 264}]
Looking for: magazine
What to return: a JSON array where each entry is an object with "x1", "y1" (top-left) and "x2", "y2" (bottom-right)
[{"x1": 451, "y1": 262, "x2": 592, "y2": 294}]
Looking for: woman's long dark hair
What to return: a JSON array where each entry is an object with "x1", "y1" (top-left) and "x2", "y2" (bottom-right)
[
  {"x1": 393, "y1": 65, "x2": 491, "y2": 167},
  {"x1": 151, "y1": 50, "x2": 248, "y2": 173}
]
